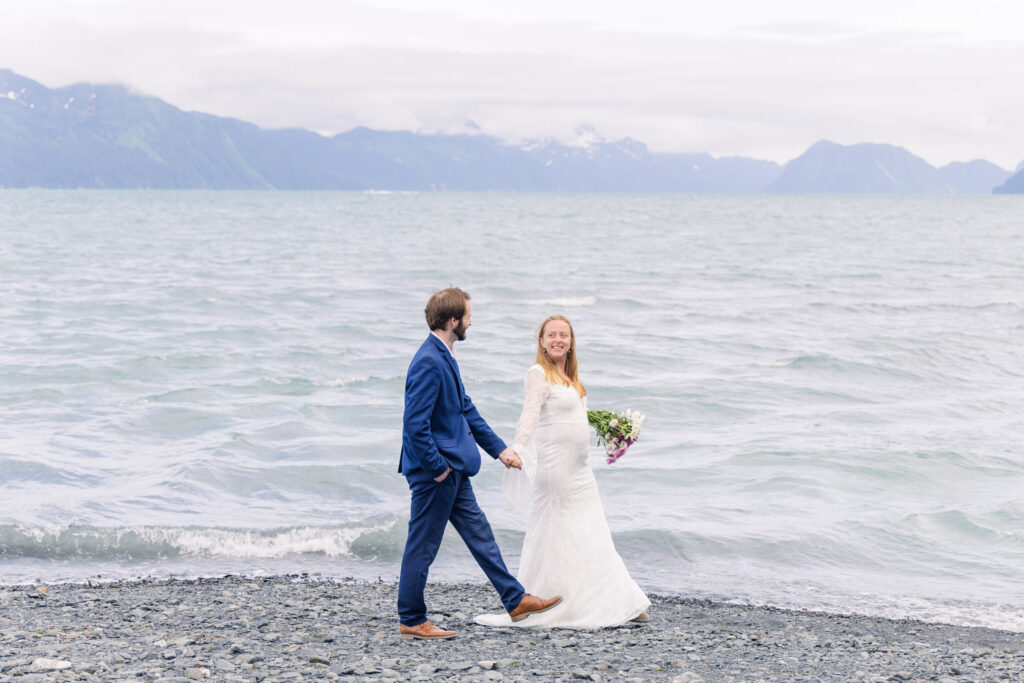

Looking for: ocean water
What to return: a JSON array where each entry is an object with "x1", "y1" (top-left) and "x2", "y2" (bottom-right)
[{"x1": 2, "y1": 190, "x2": 1024, "y2": 631}]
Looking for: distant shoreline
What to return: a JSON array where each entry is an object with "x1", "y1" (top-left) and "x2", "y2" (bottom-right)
[{"x1": 2, "y1": 575, "x2": 1021, "y2": 680}]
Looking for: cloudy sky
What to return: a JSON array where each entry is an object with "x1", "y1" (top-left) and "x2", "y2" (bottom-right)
[{"x1": 2, "y1": 0, "x2": 1022, "y2": 168}]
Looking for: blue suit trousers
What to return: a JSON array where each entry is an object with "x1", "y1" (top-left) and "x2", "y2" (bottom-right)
[{"x1": 397, "y1": 471, "x2": 524, "y2": 626}]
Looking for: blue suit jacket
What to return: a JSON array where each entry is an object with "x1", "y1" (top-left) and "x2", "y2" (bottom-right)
[{"x1": 400, "y1": 334, "x2": 507, "y2": 483}]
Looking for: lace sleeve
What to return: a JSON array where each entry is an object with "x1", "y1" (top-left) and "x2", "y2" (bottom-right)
[{"x1": 511, "y1": 365, "x2": 550, "y2": 454}]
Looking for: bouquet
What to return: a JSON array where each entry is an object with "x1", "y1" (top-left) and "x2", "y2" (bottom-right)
[{"x1": 587, "y1": 409, "x2": 645, "y2": 464}]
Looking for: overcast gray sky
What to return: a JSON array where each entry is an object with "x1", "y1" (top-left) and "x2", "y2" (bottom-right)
[{"x1": 2, "y1": 0, "x2": 1022, "y2": 168}]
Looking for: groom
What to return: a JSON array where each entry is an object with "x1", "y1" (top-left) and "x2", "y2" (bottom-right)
[{"x1": 397, "y1": 287, "x2": 561, "y2": 639}]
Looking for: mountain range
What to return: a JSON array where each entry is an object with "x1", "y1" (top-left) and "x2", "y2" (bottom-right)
[
  {"x1": 2, "y1": 68, "x2": 1021, "y2": 193},
  {"x1": 768, "y1": 140, "x2": 1014, "y2": 194}
]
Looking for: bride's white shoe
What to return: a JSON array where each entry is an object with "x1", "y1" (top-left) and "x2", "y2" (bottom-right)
[{"x1": 632, "y1": 611, "x2": 650, "y2": 622}]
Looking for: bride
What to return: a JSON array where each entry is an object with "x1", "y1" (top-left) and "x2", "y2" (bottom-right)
[{"x1": 476, "y1": 315, "x2": 650, "y2": 628}]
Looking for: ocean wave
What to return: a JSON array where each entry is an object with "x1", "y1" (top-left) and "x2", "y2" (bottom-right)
[
  {"x1": 524, "y1": 296, "x2": 597, "y2": 307},
  {"x1": 779, "y1": 353, "x2": 927, "y2": 382},
  {"x1": 319, "y1": 375, "x2": 403, "y2": 388},
  {"x1": 0, "y1": 521, "x2": 402, "y2": 560}
]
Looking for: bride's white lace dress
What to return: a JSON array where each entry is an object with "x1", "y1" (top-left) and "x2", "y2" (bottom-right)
[{"x1": 475, "y1": 364, "x2": 649, "y2": 628}]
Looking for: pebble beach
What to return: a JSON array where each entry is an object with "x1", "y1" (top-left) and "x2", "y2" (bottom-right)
[{"x1": 2, "y1": 576, "x2": 1021, "y2": 682}]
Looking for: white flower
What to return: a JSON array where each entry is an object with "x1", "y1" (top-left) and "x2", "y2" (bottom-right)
[{"x1": 623, "y1": 410, "x2": 644, "y2": 437}]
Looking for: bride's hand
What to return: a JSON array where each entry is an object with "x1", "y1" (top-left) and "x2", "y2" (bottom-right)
[{"x1": 498, "y1": 448, "x2": 522, "y2": 469}]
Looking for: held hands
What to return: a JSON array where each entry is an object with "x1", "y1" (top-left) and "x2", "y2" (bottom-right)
[
  {"x1": 498, "y1": 448, "x2": 522, "y2": 470},
  {"x1": 436, "y1": 449, "x2": 520, "y2": 479},
  {"x1": 436, "y1": 448, "x2": 519, "y2": 480}
]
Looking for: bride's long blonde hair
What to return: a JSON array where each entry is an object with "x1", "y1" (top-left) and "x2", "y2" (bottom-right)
[{"x1": 535, "y1": 315, "x2": 586, "y2": 397}]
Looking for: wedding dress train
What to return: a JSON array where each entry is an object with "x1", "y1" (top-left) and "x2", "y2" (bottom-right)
[{"x1": 475, "y1": 365, "x2": 649, "y2": 629}]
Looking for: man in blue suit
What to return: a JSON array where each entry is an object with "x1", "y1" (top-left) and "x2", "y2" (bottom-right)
[{"x1": 397, "y1": 287, "x2": 562, "y2": 640}]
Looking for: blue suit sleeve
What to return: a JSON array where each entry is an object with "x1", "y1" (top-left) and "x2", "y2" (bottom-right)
[
  {"x1": 403, "y1": 361, "x2": 450, "y2": 478},
  {"x1": 463, "y1": 391, "x2": 508, "y2": 459}
]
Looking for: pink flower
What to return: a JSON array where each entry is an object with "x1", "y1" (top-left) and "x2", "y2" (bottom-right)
[{"x1": 588, "y1": 408, "x2": 644, "y2": 464}]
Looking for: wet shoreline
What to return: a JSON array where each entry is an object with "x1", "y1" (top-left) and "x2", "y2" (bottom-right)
[{"x1": 2, "y1": 575, "x2": 1021, "y2": 681}]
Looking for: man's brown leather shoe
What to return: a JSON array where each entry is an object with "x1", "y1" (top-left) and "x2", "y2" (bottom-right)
[
  {"x1": 508, "y1": 593, "x2": 563, "y2": 622},
  {"x1": 398, "y1": 620, "x2": 456, "y2": 640}
]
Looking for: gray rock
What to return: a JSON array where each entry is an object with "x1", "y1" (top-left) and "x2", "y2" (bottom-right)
[
  {"x1": 2, "y1": 658, "x2": 33, "y2": 673},
  {"x1": 30, "y1": 658, "x2": 72, "y2": 672},
  {"x1": 354, "y1": 660, "x2": 381, "y2": 675},
  {"x1": 184, "y1": 666, "x2": 210, "y2": 679},
  {"x1": 213, "y1": 657, "x2": 236, "y2": 670},
  {"x1": 671, "y1": 674, "x2": 705, "y2": 683},
  {"x1": 331, "y1": 662, "x2": 356, "y2": 675}
]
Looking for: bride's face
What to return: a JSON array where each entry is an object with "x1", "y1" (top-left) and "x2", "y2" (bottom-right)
[{"x1": 541, "y1": 319, "x2": 573, "y2": 363}]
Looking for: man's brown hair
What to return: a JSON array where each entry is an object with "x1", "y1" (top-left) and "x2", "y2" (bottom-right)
[{"x1": 424, "y1": 287, "x2": 470, "y2": 331}]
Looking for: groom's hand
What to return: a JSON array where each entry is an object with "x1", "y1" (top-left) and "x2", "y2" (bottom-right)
[
  {"x1": 498, "y1": 448, "x2": 522, "y2": 470},
  {"x1": 433, "y1": 467, "x2": 451, "y2": 482}
]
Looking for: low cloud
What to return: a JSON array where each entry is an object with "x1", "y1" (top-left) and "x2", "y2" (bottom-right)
[{"x1": 2, "y1": 4, "x2": 1022, "y2": 167}]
